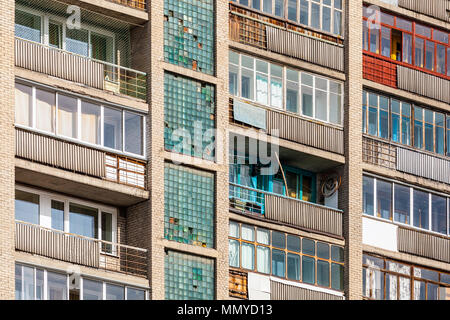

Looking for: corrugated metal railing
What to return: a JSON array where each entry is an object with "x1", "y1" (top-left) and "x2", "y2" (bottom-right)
[
  {"x1": 271, "y1": 280, "x2": 344, "y2": 300},
  {"x1": 265, "y1": 193, "x2": 343, "y2": 237},
  {"x1": 16, "y1": 127, "x2": 106, "y2": 178},
  {"x1": 398, "y1": 227, "x2": 450, "y2": 263},
  {"x1": 266, "y1": 108, "x2": 344, "y2": 155},
  {"x1": 363, "y1": 135, "x2": 450, "y2": 185},
  {"x1": 15, "y1": 37, "x2": 147, "y2": 100},
  {"x1": 229, "y1": 183, "x2": 343, "y2": 237},
  {"x1": 15, "y1": 128, "x2": 147, "y2": 189},
  {"x1": 397, "y1": 66, "x2": 450, "y2": 104},
  {"x1": 266, "y1": 26, "x2": 344, "y2": 72},
  {"x1": 108, "y1": 0, "x2": 147, "y2": 10},
  {"x1": 398, "y1": 0, "x2": 450, "y2": 22},
  {"x1": 15, "y1": 221, "x2": 148, "y2": 277}
]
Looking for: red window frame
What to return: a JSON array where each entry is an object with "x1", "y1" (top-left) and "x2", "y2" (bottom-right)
[{"x1": 363, "y1": 6, "x2": 450, "y2": 81}]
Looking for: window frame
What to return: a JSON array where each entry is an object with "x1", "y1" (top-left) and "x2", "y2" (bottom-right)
[
  {"x1": 80, "y1": 277, "x2": 148, "y2": 300},
  {"x1": 230, "y1": 51, "x2": 344, "y2": 126},
  {"x1": 15, "y1": 80, "x2": 146, "y2": 158},
  {"x1": 228, "y1": 221, "x2": 345, "y2": 291},
  {"x1": 15, "y1": 185, "x2": 118, "y2": 254}
]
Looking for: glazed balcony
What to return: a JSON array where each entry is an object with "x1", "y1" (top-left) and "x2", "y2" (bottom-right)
[{"x1": 15, "y1": 220, "x2": 148, "y2": 278}]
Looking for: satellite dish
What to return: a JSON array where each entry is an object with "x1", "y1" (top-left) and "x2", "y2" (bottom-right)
[{"x1": 321, "y1": 174, "x2": 341, "y2": 197}]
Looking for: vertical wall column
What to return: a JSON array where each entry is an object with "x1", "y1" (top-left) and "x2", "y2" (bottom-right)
[
  {"x1": 215, "y1": 0, "x2": 231, "y2": 300},
  {"x1": 343, "y1": 0, "x2": 363, "y2": 300},
  {"x1": 0, "y1": 0, "x2": 16, "y2": 300}
]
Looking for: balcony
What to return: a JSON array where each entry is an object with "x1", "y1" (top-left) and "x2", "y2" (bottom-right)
[
  {"x1": 229, "y1": 183, "x2": 343, "y2": 237},
  {"x1": 362, "y1": 135, "x2": 450, "y2": 185},
  {"x1": 229, "y1": 98, "x2": 344, "y2": 155},
  {"x1": 229, "y1": 3, "x2": 344, "y2": 71},
  {"x1": 15, "y1": 38, "x2": 146, "y2": 100},
  {"x1": 108, "y1": 0, "x2": 147, "y2": 10},
  {"x1": 15, "y1": 221, "x2": 148, "y2": 278},
  {"x1": 397, "y1": 0, "x2": 450, "y2": 23}
]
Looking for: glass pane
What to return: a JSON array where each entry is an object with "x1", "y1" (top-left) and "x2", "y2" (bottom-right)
[
  {"x1": 379, "y1": 96, "x2": 389, "y2": 139},
  {"x1": 401, "y1": 103, "x2": 411, "y2": 145},
  {"x1": 23, "y1": 266, "x2": 34, "y2": 300},
  {"x1": 301, "y1": 85, "x2": 313, "y2": 117},
  {"x1": 311, "y1": 3, "x2": 320, "y2": 29},
  {"x1": 57, "y1": 94, "x2": 78, "y2": 139},
  {"x1": 256, "y1": 73, "x2": 268, "y2": 105},
  {"x1": 101, "y1": 212, "x2": 113, "y2": 253},
  {"x1": 435, "y1": 113, "x2": 445, "y2": 155},
  {"x1": 69, "y1": 203, "x2": 98, "y2": 238},
  {"x1": 399, "y1": 277, "x2": 410, "y2": 300},
  {"x1": 363, "y1": 176, "x2": 374, "y2": 216},
  {"x1": 436, "y1": 44, "x2": 446, "y2": 75},
  {"x1": 329, "y1": 93, "x2": 341, "y2": 125},
  {"x1": 257, "y1": 246, "x2": 270, "y2": 274},
  {"x1": 272, "y1": 249, "x2": 285, "y2": 278},
  {"x1": 15, "y1": 83, "x2": 33, "y2": 127},
  {"x1": 124, "y1": 112, "x2": 143, "y2": 155},
  {"x1": 415, "y1": 25, "x2": 431, "y2": 38},
  {"x1": 15, "y1": 264, "x2": 22, "y2": 300},
  {"x1": 15, "y1": 190, "x2": 39, "y2": 225},
  {"x1": 414, "y1": 37, "x2": 424, "y2": 68},
  {"x1": 287, "y1": 253, "x2": 300, "y2": 281},
  {"x1": 81, "y1": 101, "x2": 101, "y2": 145},
  {"x1": 15, "y1": 10, "x2": 41, "y2": 42},
  {"x1": 394, "y1": 184, "x2": 410, "y2": 224},
  {"x1": 286, "y1": 171, "x2": 298, "y2": 198},
  {"x1": 66, "y1": 28, "x2": 89, "y2": 57},
  {"x1": 229, "y1": 239, "x2": 240, "y2": 268},
  {"x1": 47, "y1": 272, "x2": 67, "y2": 300},
  {"x1": 286, "y1": 81, "x2": 299, "y2": 113},
  {"x1": 331, "y1": 246, "x2": 344, "y2": 262},
  {"x1": 106, "y1": 283, "x2": 124, "y2": 300},
  {"x1": 83, "y1": 279, "x2": 103, "y2": 300},
  {"x1": 317, "y1": 242, "x2": 329, "y2": 259},
  {"x1": 229, "y1": 64, "x2": 239, "y2": 96},
  {"x1": 241, "y1": 68, "x2": 254, "y2": 100},
  {"x1": 413, "y1": 189, "x2": 429, "y2": 230},
  {"x1": 427, "y1": 283, "x2": 438, "y2": 300},
  {"x1": 270, "y1": 77, "x2": 283, "y2": 108},
  {"x1": 396, "y1": 18, "x2": 412, "y2": 32},
  {"x1": 402, "y1": 33, "x2": 412, "y2": 64},
  {"x1": 376, "y1": 179, "x2": 392, "y2": 220},
  {"x1": 251, "y1": 0, "x2": 260, "y2": 10},
  {"x1": 36, "y1": 88, "x2": 55, "y2": 133},
  {"x1": 381, "y1": 27, "x2": 390, "y2": 57},
  {"x1": 386, "y1": 274, "x2": 398, "y2": 300},
  {"x1": 317, "y1": 260, "x2": 330, "y2": 287},
  {"x1": 90, "y1": 33, "x2": 114, "y2": 63},
  {"x1": 241, "y1": 224, "x2": 254, "y2": 241},
  {"x1": 36, "y1": 269, "x2": 44, "y2": 300},
  {"x1": 103, "y1": 107, "x2": 122, "y2": 151},
  {"x1": 333, "y1": 10, "x2": 341, "y2": 35},
  {"x1": 322, "y1": 6, "x2": 331, "y2": 33},
  {"x1": 331, "y1": 263, "x2": 344, "y2": 291},
  {"x1": 315, "y1": 89, "x2": 327, "y2": 122},
  {"x1": 433, "y1": 30, "x2": 448, "y2": 43},
  {"x1": 51, "y1": 200, "x2": 64, "y2": 231},
  {"x1": 257, "y1": 228, "x2": 270, "y2": 244},
  {"x1": 431, "y1": 194, "x2": 447, "y2": 235},
  {"x1": 300, "y1": 0, "x2": 309, "y2": 25},
  {"x1": 241, "y1": 243, "x2": 255, "y2": 270},
  {"x1": 287, "y1": 0, "x2": 297, "y2": 21},
  {"x1": 48, "y1": 22, "x2": 62, "y2": 49},
  {"x1": 126, "y1": 287, "x2": 145, "y2": 300},
  {"x1": 302, "y1": 256, "x2": 315, "y2": 284},
  {"x1": 369, "y1": 22, "x2": 379, "y2": 54},
  {"x1": 414, "y1": 280, "x2": 426, "y2": 300},
  {"x1": 425, "y1": 41, "x2": 434, "y2": 71},
  {"x1": 302, "y1": 175, "x2": 313, "y2": 202},
  {"x1": 287, "y1": 235, "x2": 300, "y2": 252},
  {"x1": 229, "y1": 221, "x2": 239, "y2": 238},
  {"x1": 391, "y1": 100, "x2": 400, "y2": 143},
  {"x1": 302, "y1": 238, "x2": 315, "y2": 255},
  {"x1": 274, "y1": 0, "x2": 284, "y2": 17},
  {"x1": 263, "y1": 0, "x2": 272, "y2": 14},
  {"x1": 272, "y1": 231, "x2": 285, "y2": 249}
]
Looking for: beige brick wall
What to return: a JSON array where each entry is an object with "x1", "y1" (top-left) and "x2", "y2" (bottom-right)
[{"x1": 0, "y1": 0, "x2": 16, "y2": 300}]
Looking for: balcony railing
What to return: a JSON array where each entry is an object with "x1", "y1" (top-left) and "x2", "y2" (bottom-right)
[
  {"x1": 108, "y1": 0, "x2": 147, "y2": 10},
  {"x1": 229, "y1": 183, "x2": 343, "y2": 237},
  {"x1": 362, "y1": 135, "x2": 450, "y2": 185},
  {"x1": 15, "y1": 37, "x2": 147, "y2": 100},
  {"x1": 16, "y1": 127, "x2": 147, "y2": 189},
  {"x1": 15, "y1": 221, "x2": 148, "y2": 278}
]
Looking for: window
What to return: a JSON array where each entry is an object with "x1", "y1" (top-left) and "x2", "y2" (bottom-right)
[
  {"x1": 15, "y1": 186, "x2": 117, "y2": 246},
  {"x1": 229, "y1": 221, "x2": 345, "y2": 291},
  {"x1": 363, "y1": 90, "x2": 449, "y2": 156},
  {"x1": 48, "y1": 21, "x2": 62, "y2": 49},
  {"x1": 16, "y1": 264, "x2": 67, "y2": 300},
  {"x1": 363, "y1": 176, "x2": 450, "y2": 236},
  {"x1": 15, "y1": 82, "x2": 145, "y2": 156},
  {"x1": 363, "y1": 7, "x2": 450, "y2": 78},
  {"x1": 229, "y1": 51, "x2": 343, "y2": 125},
  {"x1": 363, "y1": 254, "x2": 450, "y2": 300},
  {"x1": 126, "y1": 287, "x2": 146, "y2": 300},
  {"x1": 165, "y1": 250, "x2": 215, "y2": 300},
  {"x1": 82, "y1": 278, "x2": 146, "y2": 300},
  {"x1": 66, "y1": 28, "x2": 89, "y2": 57},
  {"x1": 15, "y1": 190, "x2": 39, "y2": 225},
  {"x1": 15, "y1": 10, "x2": 41, "y2": 43}
]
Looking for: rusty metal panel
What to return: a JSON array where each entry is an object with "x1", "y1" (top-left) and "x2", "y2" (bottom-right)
[
  {"x1": 264, "y1": 194, "x2": 343, "y2": 237},
  {"x1": 398, "y1": 0, "x2": 450, "y2": 22},
  {"x1": 397, "y1": 66, "x2": 450, "y2": 104},
  {"x1": 15, "y1": 222, "x2": 100, "y2": 268},
  {"x1": 266, "y1": 26, "x2": 344, "y2": 72},
  {"x1": 396, "y1": 147, "x2": 450, "y2": 185},
  {"x1": 266, "y1": 109, "x2": 344, "y2": 154},
  {"x1": 398, "y1": 227, "x2": 450, "y2": 264},
  {"x1": 15, "y1": 128, "x2": 106, "y2": 178},
  {"x1": 271, "y1": 280, "x2": 344, "y2": 300},
  {"x1": 15, "y1": 38, "x2": 104, "y2": 90}
]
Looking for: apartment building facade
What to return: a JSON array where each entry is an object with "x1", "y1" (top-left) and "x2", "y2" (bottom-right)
[{"x1": 0, "y1": 0, "x2": 448, "y2": 300}]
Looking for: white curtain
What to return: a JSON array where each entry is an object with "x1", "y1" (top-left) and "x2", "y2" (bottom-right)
[
  {"x1": 256, "y1": 229, "x2": 269, "y2": 245},
  {"x1": 36, "y1": 91, "x2": 54, "y2": 133},
  {"x1": 58, "y1": 108, "x2": 76, "y2": 138},
  {"x1": 257, "y1": 246, "x2": 270, "y2": 274},
  {"x1": 81, "y1": 112, "x2": 100, "y2": 144},
  {"x1": 241, "y1": 224, "x2": 254, "y2": 241},
  {"x1": 229, "y1": 240, "x2": 240, "y2": 268},
  {"x1": 229, "y1": 222, "x2": 239, "y2": 238},
  {"x1": 256, "y1": 74, "x2": 268, "y2": 105},
  {"x1": 241, "y1": 243, "x2": 255, "y2": 270},
  {"x1": 15, "y1": 85, "x2": 31, "y2": 126}
]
